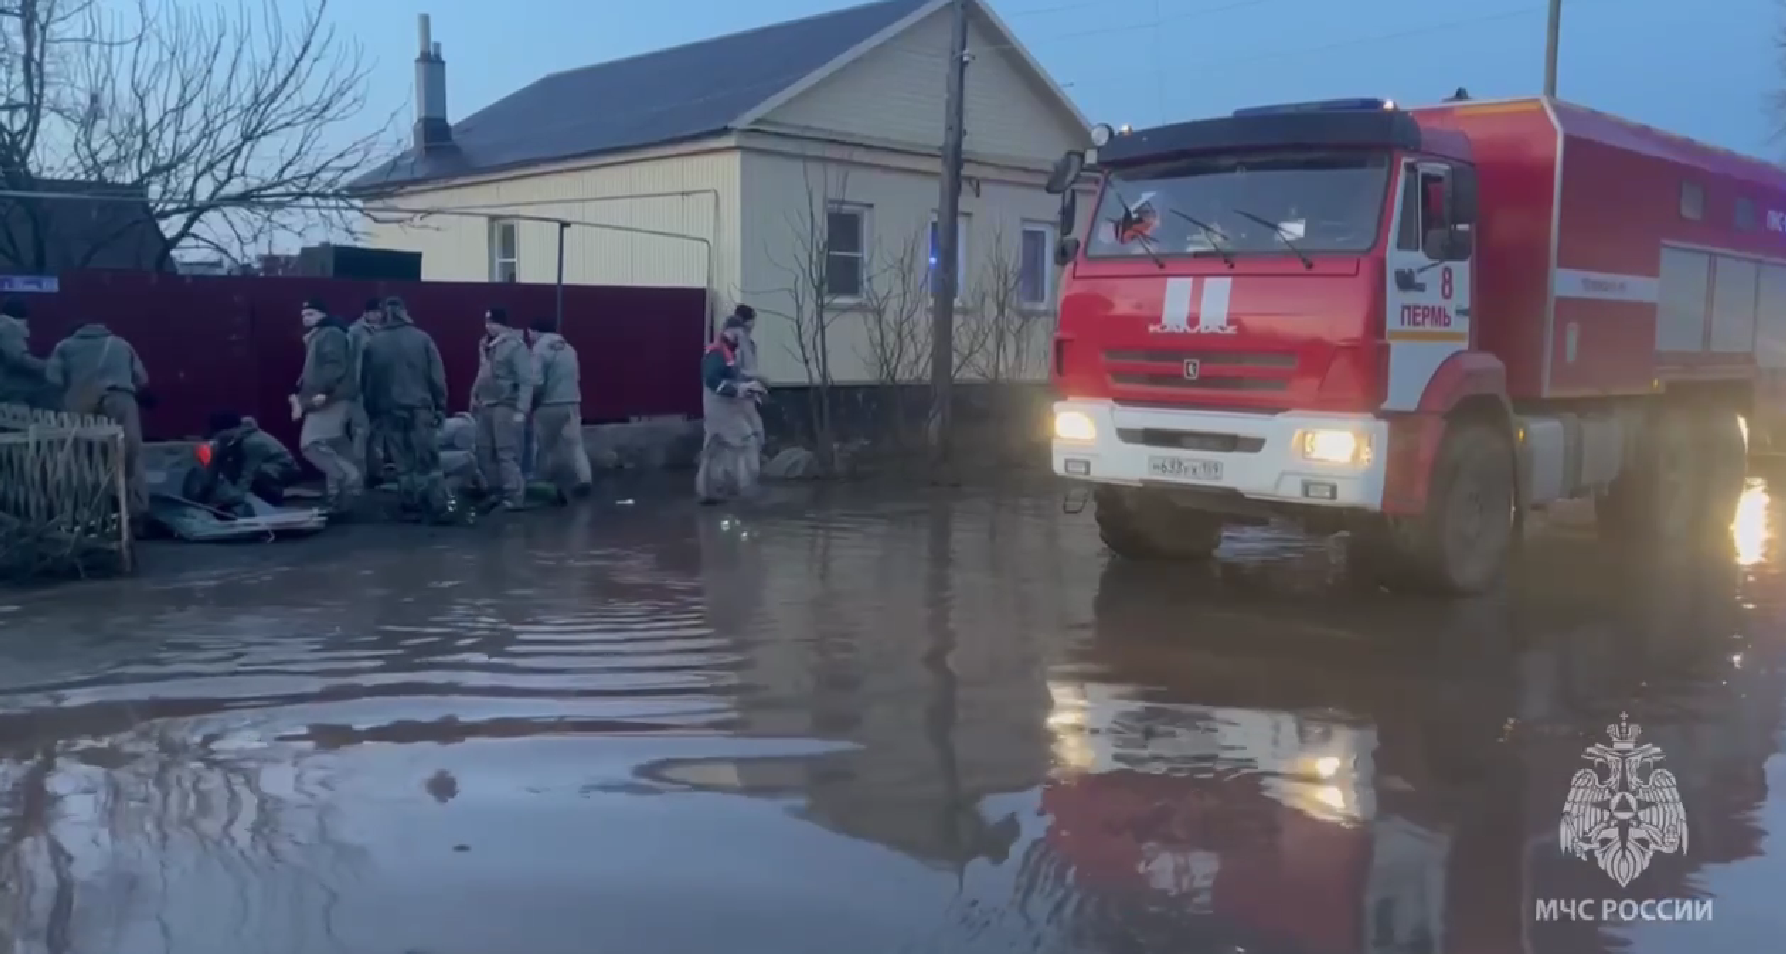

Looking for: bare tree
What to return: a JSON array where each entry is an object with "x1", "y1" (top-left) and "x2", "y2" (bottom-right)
[
  {"x1": 760, "y1": 158, "x2": 854, "y2": 463},
  {"x1": 959, "y1": 227, "x2": 1047, "y2": 383},
  {"x1": 0, "y1": 0, "x2": 388, "y2": 271},
  {"x1": 854, "y1": 226, "x2": 932, "y2": 447}
]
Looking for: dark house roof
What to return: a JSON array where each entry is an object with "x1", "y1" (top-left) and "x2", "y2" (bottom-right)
[
  {"x1": 0, "y1": 180, "x2": 170, "y2": 273},
  {"x1": 354, "y1": 0, "x2": 930, "y2": 193}
]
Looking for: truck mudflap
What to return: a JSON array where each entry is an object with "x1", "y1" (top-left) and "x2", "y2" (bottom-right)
[
  {"x1": 1379, "y1": 414, "x2": 1448, "y2": 516},
  {"x1": 1050, "y1": 399, "x2": 1390, "y2": 510}
]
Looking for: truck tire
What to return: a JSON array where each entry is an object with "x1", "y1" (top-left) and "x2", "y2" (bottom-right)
[
  {"x1": 1596, "y1": 403, "x2": 1709, "y2": 547},
  {"x1": 1352, "y1": 419, "x2": 1517, "y2": 595},
  {"x1": 1094, "y1": 486, "x2": 1224, "y2": 561}
]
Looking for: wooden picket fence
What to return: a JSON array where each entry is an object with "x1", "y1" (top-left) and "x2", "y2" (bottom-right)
[{"x1": 0, "y1": 402, "x2": 133, "y2": 580}]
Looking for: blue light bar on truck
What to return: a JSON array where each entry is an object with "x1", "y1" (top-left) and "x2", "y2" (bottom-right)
[{"x1": 1232, "y1": 98, "x2": 1397, "y2": 117}]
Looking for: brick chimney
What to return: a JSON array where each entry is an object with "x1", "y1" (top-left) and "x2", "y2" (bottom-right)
[{"x1": 413, "y1": 14, "x2": 451, "y2": 154}]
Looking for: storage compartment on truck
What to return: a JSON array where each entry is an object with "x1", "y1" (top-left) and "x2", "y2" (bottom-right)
[{"x1": 1416, "y1": 98, "x2": 1783, "y2": 401}]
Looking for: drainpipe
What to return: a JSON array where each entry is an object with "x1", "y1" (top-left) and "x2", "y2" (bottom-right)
[
  {"x1": 375, "y1": 203, "x2": 713, "y2": 336},
  {"x1": 443, "y1": 188, "x2": 722, "y2": 334},
  {"x1": 555, "y1": 221, "x2": 568, "y2": 327}
]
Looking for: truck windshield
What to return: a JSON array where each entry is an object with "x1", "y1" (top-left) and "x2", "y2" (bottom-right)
[{"x1": 1086, "y1": 149, "x2": 1391, "y2": 260}]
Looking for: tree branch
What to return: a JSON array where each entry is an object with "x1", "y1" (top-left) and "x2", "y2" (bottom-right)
[{"x1": 0, "y1": 0, "x2": 394, "y2": 270}]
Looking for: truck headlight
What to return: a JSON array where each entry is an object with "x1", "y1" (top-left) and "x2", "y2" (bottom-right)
[
  {"x1": 1054, "y1": 410, "x2": 1097, "y2": 442},
  {"x1": 1298, "y1": 429, "x2": 1370, "y2": 465}
]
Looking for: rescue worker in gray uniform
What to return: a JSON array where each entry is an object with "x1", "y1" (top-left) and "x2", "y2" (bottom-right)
[
  {"x1": 729, "y1": 304, "x2": 768, "y2": 447},
  {"x1": 470, "y1": 307, "x2": 535, "y2": 510},
  {"x1": 361, "y1": 297, "x2": 450, "y2": 518},
  {"x1": 696, "y1": 316, "x2": 767, "y2": 505},
  {"x1": 0, "y1": 299, "x2": 51, "y2": 408},
  {"x1": 191, "y1": 411, "x2": 301, "y2": 512},
  {"x1": 528, "y1": 315, "x2": 591, "y2": 503},
  {"x1": 45, "y1": 321, "x2": 151, "y2": 516},
  {"x1": 347, "y1": 298, "x2": 380, "y2": 480},
  {"x1": 292, "y1": 299, "x2": 362, "y2": 514}
]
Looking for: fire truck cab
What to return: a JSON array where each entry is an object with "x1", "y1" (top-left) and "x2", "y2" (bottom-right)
[{"x1": 1044, "y1": 97, "x2": 1754, "y2": 595}]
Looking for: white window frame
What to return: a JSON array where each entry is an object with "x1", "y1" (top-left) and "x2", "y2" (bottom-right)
[
  {"x1": 825, "y1": 202, "x2": 869, "y2": 301},
  {"x1": 930, "y1": 211, "x2": 970, "y2": 304},
  {"x1": 1018, "y1": 221, "x2": 1056, "y2": 310},
  {"x1": 489, "y1": 218, "x2": 520, "y2": 283}
]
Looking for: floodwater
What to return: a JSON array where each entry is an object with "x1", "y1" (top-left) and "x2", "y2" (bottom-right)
[{"x1": 0, "y1": 475, "x2": 1780, "y2": 954}]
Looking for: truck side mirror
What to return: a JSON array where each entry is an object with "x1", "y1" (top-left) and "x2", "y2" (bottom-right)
[
  {"x1": 1449, "y1": 224, "x2": 1474, "y2": 258},
  {"x1": 1423, "y1": 225, "x2": 1473, "y2": 261},
  {"x1": 1448, "y1": 167, "x2": 1478, "y2": 226},
  {"x1": 1422, "y1": 228, "x2": 1447, "y2": 261},
  {"x1": 1046, "y1": 151, "x2": 1085, "y2": 195},
  {"x1": 1054, "y1": 235, "x2": 1081, "y2": 267},
  {"x1": 1057, "y1": 190, "x2": 1078, "y2": 238}
]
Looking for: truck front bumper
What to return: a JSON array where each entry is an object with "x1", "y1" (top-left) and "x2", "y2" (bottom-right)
[{"x1": 1050, "y1": 399, "x2": 1388, "y2": 511}]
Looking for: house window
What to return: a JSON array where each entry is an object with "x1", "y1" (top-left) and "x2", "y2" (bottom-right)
[
  {"x1": 1681, "y1": 181, "x2": 1705, "y2": 221},
  {"x1": 825, "y1": 205, "x2": 866, "y2": 299},
  {"x1": 929, "y1": 212, "x2": 969, "y2": 299},
  {"x1": 1737, "y1": 197, "x2": 1758, "y2": 231},
  {"x1": 489, "y1": 219, "x2": 519, "y2": 282},
  {"x1": 1019, "y1": 222, "x2": 1054, "y2": 308}
]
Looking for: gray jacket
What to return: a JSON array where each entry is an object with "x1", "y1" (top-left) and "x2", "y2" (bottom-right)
[
  {"x1": 347, "y1": 318, "x2": 374, "y2": 400},
  {"x1": 296, "y1": 317, "x2": 356, "y2": 404},
  {"x1": 361, "y1": 310, "x2": 448, "y2": 416},
  {"x1": 220, "y1": 418, "x2": 299, "y2": 486},
  {"x1": 471, "y1": 329, "x2": 535, "y2": 411},
  {"x1": 531, "y1": 333, "x2": 581, "y2": 407},
  {"x1": 0, "y1": 315, "x2": 48, "y2": 405},
  {"x1": 46, "y1": 324, "x2": 147, "y2": 399}
]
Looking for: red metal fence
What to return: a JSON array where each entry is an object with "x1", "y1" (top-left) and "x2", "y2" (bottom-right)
[{"x1": 17, "y1": 271, "x2": 706, "y2": 448}]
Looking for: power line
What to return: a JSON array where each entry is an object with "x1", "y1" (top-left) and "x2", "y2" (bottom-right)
[
  {"x1": 358, "y1": 0, "x2": 1266, "y2": 172},
  {"x1": 0, "y1": 188, "x2": 711, "y2": 248},
  {"x1": 879, "y1": 0, "x2": 1608, "y2": 90},
  {"x1": 1000, "y1": 0, "x2": 1260, "y2": 19},
  {"x1": 353, "y1": 0, "x2": 1594, "y2": 185},
  {"x1": 896, "y1": 0, "x2": 1610, "y2": 78}
]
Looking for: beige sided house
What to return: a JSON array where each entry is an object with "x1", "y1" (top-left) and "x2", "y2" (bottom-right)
[{"x1": 354, "y1": 0, "x2": 1089, "y2": 386}]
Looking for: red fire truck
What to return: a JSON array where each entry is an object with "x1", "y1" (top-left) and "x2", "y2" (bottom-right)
[{"x1": 1043, "y1": 97, "x2": 1767, "y2": 594}]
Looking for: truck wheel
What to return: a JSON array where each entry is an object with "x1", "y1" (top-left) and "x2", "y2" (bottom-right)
[
  {"x1": 1094, "y1": 486, "x2": 1224, "y2": 561},
  {"x1": 1597, "y1": 404, "x2": 1704, "y2": 546},
  {"x1": 1354, "y1": 419, "x2": 1517, "y2": 595}
]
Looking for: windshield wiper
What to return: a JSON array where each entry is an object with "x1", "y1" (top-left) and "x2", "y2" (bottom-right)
[
  {"x1": 1231, "y1": 208, "x2": 1313, "y2": 269},
  {"x1": 1167, "y1": 210, "x2": 1234, "y2": 269},
  {"x1": 1107, "y1": 188, "x2": 1165, "y2": 269}
]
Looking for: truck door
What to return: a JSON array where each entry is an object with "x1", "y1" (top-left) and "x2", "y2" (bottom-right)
[{"x1": 1383, "y1": 160, "x2": 1475, "y2": 411}]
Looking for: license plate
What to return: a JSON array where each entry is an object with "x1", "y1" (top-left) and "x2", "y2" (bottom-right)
[{"x1": 1147, "y1": 455, "x2": 1222, "y2": 481}]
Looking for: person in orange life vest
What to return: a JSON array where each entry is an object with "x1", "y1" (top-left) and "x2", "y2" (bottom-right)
[{"x1": 696, "y1": 317, "x2": 766, "y2": 505}]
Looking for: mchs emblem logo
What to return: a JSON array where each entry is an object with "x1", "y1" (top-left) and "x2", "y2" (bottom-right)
[{"x1": 1558, "y1": 713, "x2": 1688, "y2": 887}]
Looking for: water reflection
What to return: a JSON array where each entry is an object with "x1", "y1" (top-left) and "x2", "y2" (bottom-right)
[
  {"x1": 1734, "y1": 479, "x2": 1769, "y2": 567},
  {"x1": 1044, "y1": 491, "x2": 1778, "y2": 954},
  {"x1": 0, "y1": 479, "x2": 1777, "y2": 953}
]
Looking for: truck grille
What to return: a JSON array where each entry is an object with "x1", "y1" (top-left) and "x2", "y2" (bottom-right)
[
  {"x1": 1102, "y1": 348, "x2": 1295, "y2": 393},
  {"x1": 1116, "y1": 428, "x2": 1265, "y2": 453}
]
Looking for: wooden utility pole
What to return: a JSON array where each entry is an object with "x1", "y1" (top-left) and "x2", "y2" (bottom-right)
[
  {"x1": 1543, "y1": 0, "x2": 1561, "y2": 97},
  {"x1": 928, "y1": 0, "x2": 970, "y2": 468}
]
